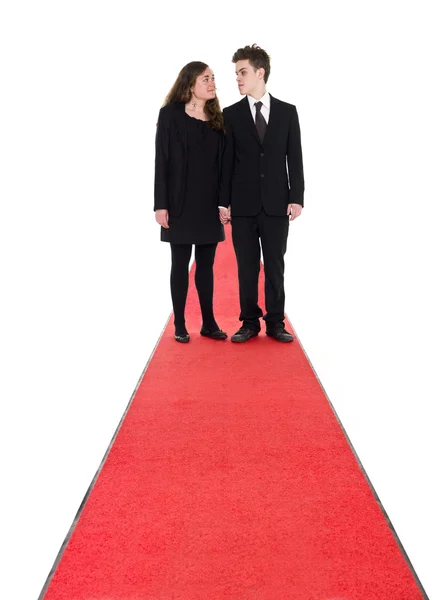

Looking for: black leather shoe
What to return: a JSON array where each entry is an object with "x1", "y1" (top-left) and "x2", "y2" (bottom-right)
[
  {"x1": 174, "y1": 333, "x2": 190, "y2": 343},
  {"x1": 266, "y1": 327, "x2": 294, "y2": 342},
  {"x1": 231, "y1": 326, "x2": 259, "y2": 343},
  {"x1": 200, "y1": 326, "x2": 228, "y2": 340}
]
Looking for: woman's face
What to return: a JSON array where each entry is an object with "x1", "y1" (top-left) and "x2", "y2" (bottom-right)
[{"x1": 191, "y1": 67, "x2": 216, "y2": 101}]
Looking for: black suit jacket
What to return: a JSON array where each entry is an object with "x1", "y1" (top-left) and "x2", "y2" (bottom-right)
[
  {"x1": 219, "y1": 95, "x2": 304, "y2": 217},
  {"x1": 154, "y1": 102, "x2": 224, "y2": 217}
]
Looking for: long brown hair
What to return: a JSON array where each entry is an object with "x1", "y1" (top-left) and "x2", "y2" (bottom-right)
[{"x1": 163, "y1": 61, "x2": 224, "y2": 131}]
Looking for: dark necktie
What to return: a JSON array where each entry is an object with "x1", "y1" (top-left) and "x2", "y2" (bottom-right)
[{"x1": 254, "y1": 101, "x2": 267, "y2": 144}]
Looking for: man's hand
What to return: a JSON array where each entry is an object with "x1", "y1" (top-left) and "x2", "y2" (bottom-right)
[
  {"x1": 287, "y1": 204, "x2": 302, "y2": 221},
  {"x1": 219, "y1": 206, "x2": 231, "y2": 224},
  {"x1": 155, "y1": 209, "x2": 169, "y2": 228}
]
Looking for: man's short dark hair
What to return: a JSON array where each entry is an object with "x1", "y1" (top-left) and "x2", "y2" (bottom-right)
[{"x1": 232, "y1": 44, "x2": 271, "y2": 83}]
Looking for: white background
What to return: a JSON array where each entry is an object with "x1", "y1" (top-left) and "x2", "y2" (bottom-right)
[{"x1": 1, "y1": 1, "x2": 442, "y2": 598}]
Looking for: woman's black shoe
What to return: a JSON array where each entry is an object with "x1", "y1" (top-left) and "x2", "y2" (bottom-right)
[
  {"x1": 174, "y1": 332, "x2": 190, "y2": 343},
  {"x1": 200, "y1": 326, "x2": 228, "y2": 340}
]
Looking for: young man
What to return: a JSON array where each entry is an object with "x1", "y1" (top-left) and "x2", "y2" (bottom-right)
[{"x1": 219, "y1": 44, "x2": 304, "y2": 343}]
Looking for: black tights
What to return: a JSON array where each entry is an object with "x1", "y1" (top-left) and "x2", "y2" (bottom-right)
[{"x1": 170, "y1": 243, "x2": 218, "y2": 335}]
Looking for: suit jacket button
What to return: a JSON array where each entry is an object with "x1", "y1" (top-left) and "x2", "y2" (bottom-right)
[
  {"x1": 260, "y1": 153, "x2": 264, "y2": 157},
  {"x1": 261, "y1": 174, "x2": 265, "y2": 178}
]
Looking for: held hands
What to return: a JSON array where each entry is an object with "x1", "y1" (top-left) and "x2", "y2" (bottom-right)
[
  {"x1": 155, "y1": 209, "x2": 169, "y2": 229},
  {"x1": 287, "y1": 204, "x2": 302, "y2": 221},
  {"x1": 219, "y1": 206, "x2": 231, "y2": 225}
]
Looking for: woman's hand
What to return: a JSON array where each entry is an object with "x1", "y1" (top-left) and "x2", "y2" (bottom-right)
[{"x1": 155, "y1": 209, "x2": 169, "y2": 229}]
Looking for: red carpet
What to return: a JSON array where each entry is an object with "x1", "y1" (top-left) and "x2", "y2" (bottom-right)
[{"x1": 43, "y1": 228, "x2": 425, "y2": 599}]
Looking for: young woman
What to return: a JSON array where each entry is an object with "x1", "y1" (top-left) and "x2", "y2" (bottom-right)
[{"x1": 154, "y1": 62, "x2": 227, "y2": 342}]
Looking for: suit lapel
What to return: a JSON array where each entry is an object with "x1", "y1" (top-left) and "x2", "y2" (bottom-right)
[
  {"x1": 262, "y1": 94, "x2": 281, "y2": 147},
  {"x1": 240, "y1": 96, "x2": 261, "y2": 145}
]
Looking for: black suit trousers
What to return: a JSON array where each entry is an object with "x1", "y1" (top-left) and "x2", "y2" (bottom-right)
[{"x1": 231, "y1": 209, "x2": 289, "y2": 331}]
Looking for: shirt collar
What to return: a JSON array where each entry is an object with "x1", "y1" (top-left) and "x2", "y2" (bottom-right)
[{"x1": 248, "y1": 91, "x2": 270, "y2": 110}]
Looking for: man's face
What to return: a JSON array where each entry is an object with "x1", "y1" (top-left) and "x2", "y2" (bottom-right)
[
  {"x1": 235, "y1": 59, "x2": 263, "y2": 96},
  {"x1": 191, "y1": 67, "x2": 216, "y2": 101}
]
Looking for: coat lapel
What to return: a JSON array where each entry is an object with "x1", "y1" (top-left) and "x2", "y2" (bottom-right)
[{"x1": 173, "y1": 102, "x2": 188, "y2": 152}]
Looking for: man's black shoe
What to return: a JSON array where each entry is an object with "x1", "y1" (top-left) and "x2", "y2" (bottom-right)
[{"x1": 266, "y1": 327, "x2": 294, "y2": 343}]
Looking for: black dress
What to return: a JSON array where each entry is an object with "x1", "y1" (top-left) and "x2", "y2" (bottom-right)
[{"x1": 161, "y1": 113, "x2": 225, "y2": 245}]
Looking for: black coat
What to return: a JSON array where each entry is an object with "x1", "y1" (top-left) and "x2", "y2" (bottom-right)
[
  {"x1": 219, "y1": 95, "x2": 304, "y2": 217},
  {"x1": 154, "y1": 102, "x2": 224, "y2": 217}
]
